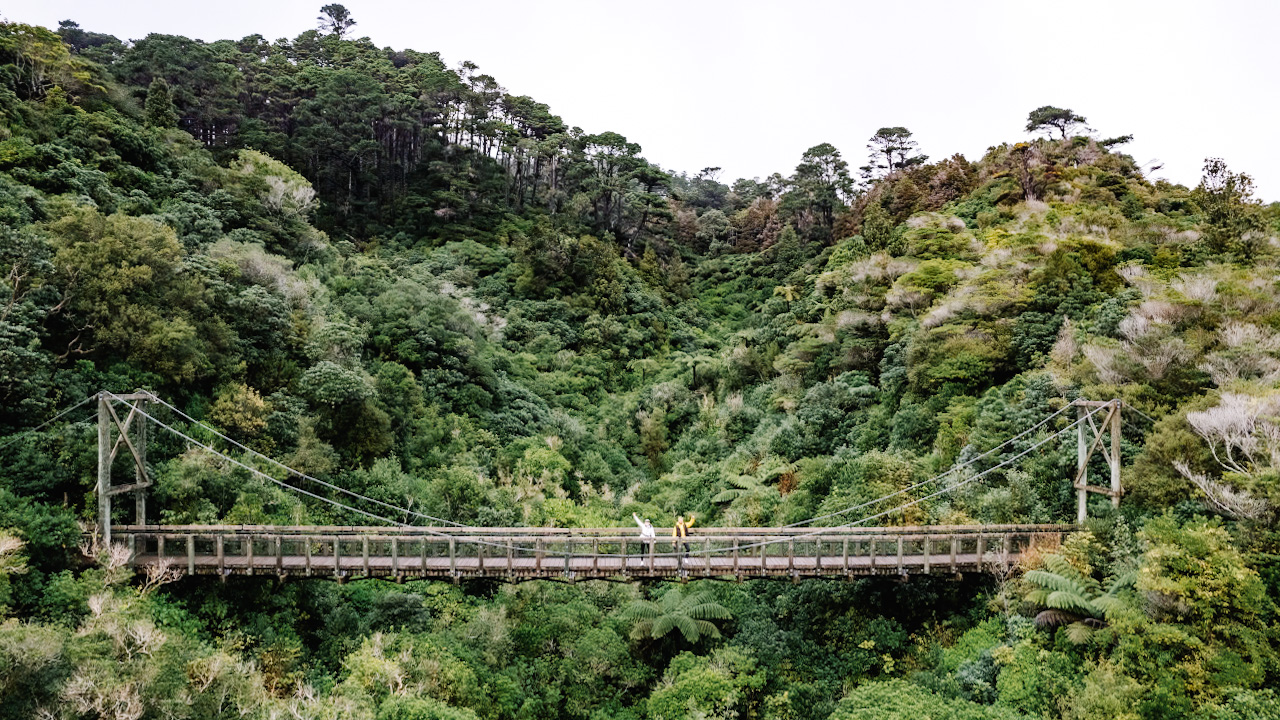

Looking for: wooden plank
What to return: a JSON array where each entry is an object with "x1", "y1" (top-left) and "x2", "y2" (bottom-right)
[
  {"x1": 97, "y1": 395, "x2": 111, "y2": 544},
  {"x1": 1110, "y1": 403, "x2": 1122, "y2": 508},
  {"x1": 104, "y1": 401, "x2": 147, "y2": 481},
  {"x1": 105, "y1": 481, "x2": 153, "y2": 497},
  {"x1": 1073, "y1": 484, "x2": 1122, "y2": 496}
]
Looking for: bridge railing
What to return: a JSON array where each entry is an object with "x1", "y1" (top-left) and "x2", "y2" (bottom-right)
[{"x1": 112, "y1": 524, "x2": 1068, "y2": 580}]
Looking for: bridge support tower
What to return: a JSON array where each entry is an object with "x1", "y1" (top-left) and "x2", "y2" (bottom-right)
[
  {"x1": 1072, "y1": 399, "x2": 1122, "y2": 524},
  {"x1": 96, "y1": 391, "x2": 153, "y2": 543}
]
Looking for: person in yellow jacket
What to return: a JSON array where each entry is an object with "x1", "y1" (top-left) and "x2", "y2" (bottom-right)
[{"x1": 672, "y1": 514, "x2": 695, "y2": 556}]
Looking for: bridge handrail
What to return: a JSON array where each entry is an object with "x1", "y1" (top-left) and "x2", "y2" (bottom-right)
[{"x1": 111, "y1": 523, "x2": 1072, "y2": 537}]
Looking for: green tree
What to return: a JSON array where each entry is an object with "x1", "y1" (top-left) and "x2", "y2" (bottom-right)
[
  {"x1": 317, "y1": 4, "x2": 357, "y2": 38},
  {"x1": 1023, "y1": 553, "x2": 1136, "y2": 644},
  {"x1": 143, "y1": 76, "x2": 178, "y2": 128},
  {"x1": 1193, "y1": 158, "x2": 1264, "y2": 253},
  {"x1": 1025, "y1": 105, "x2": 1088, "y2": 138},
  {"x1": 785, "y1": 143, "x2": 853, "y2": 238},
  {"x1": 621, "y1": 586, "x2": 731, "y2": 643},
  {"x1": 863, "y1": 127, "x2": 927, "y2": 179}
]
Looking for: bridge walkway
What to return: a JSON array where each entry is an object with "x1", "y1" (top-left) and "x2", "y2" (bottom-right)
[{"x1": 117, "y1": 524, "x2": 1067, "y2": 582}]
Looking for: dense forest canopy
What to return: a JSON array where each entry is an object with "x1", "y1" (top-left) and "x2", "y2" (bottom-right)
[{"x1": 0, "y1": 7, "x2": 1278, "y2": 719}]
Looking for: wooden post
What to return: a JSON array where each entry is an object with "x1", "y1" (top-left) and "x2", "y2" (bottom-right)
[
  {"x1": 536, "y1": 538, "x2": 544, "y2": 572},
  {"x1": 869, "y1": 538, "x2": 877, "y2": 571},
  {"x1": 306, "y1": 537, "x2": 313, "y2": 576},
  {"x1": 448, "y1": 538, "x2": 456, "y2": 577},
  {"x1": 923, "y1": 536, "x2": 930, "y2": 574},
  {"x1": 1077, "y1": 403, "x2": 1088, "y2": 524},
  {"x1": 950, "y1": 535, "x2": 958, "y2": 573},
  {"x1": 97, "y1": 394, "x2": 111, "y2": 544},
  {"x1": 704, "y1": 536, "x2": 712, "y2": 577},
  {"x1": 732, "y1": 539, "x2": 740, "y2": 577},
  {"x1": 216, "y1": 535, "x2": 224, "y2": 575},
  {"x1": 896, "y1": 536, "x2": 904, "y2": 574},
  {"x1": 134, "y1": 394, "x2": 147, "y2": 525},
  {"x1": 333, "y1": 537, "x2": 342, "y2": 577},
  {"x1": 187, "y1": 534, "x2": 195, "y2": 576},
  {"x1": 1110, "y1": 401, "x2": 1122, "y2": 508},
  {"x1": 362, "y1": 537, "x2": 370, "y2": 576},
  {"x1": 275, "y1": 536, "x2": 283, "y2": 574},
  {"x1": 841, "y1": 538, "x2": 849, "y2": 575},
  {"x1": 246, "y1": 535, "x2": 254, "y2": 576}
]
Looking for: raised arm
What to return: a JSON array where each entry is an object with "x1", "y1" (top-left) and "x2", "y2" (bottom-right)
[
  {"x1": 687, "y1": 516, "x2": 696, "y2": 529},
  {"x1": 633, "y1": 512, "x2": 644, "y2": 528}
]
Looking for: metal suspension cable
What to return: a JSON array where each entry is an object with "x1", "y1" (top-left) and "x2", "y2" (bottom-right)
[
  {"x1": 0, "y1": 395, "x2": 95, "y2": 453},
  {"x1": 695, "y1": 406, "x2": 1104, "y2": 557},
  {"x1": 782, "y1": 403, "x2": 1072, "y2": 528},
  {"x1": 1119, "y1": 401, "x2": 1159, "y2": 425},
  {"x1": 114, "y1": 393, "x2": 1101, "y2": 561},
  {"x1": 107, "y1": 394, "x2": 588, "y2": 556},
  {"x1": 142, "y1": 393, "x2": 469, "y2": 527}
]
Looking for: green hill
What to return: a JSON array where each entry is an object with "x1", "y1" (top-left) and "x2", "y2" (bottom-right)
[{"x1": 0, "y1": 10, "x2": 1276, "y2": 719}]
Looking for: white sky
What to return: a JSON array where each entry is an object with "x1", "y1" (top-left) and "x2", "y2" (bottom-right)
[{"x1": 18, "y1": 0, "x2": 1280, "y2": 200}]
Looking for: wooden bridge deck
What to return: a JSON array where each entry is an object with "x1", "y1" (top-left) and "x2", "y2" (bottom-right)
[{"x1": 115, "y1": 524, "x2": 1067, "y2": 581}]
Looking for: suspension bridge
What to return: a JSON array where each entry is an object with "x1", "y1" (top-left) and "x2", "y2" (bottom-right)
[{"x1": 5, "y1": 391, "x2": 1134, "y2": 582}]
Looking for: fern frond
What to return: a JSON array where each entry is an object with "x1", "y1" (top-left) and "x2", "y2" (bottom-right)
[
  {"x1": 1064, "y1": 622, "x2": 1095, "y2": 645},
  {"x1": 672, "y1": 614, "x2": 699, "y2": 642},
  {"x1": 1044, "y1": 589, "x2": 1096, "y2": 616}
]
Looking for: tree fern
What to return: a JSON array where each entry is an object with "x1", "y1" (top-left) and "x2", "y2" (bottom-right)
[
  {"x1": 620, "y1": 588, "x2": 732, "y2": 644},
  {"x1": 1023, "y1": 554, "x2": 1134, "y2": 644}
]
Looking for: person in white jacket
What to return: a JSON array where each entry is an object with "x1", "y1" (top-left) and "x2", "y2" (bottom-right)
[
  {"x1": 633, "y1": 512, "x2": 656, "y2": 557},
  {"x1": 633, "y1": 512, "x2": 656, "y2": 539}
]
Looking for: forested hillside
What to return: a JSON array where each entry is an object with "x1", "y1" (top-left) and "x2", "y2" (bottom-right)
[{"x1": 0, "y1": 8, "x2": 1278, "y2": 719}]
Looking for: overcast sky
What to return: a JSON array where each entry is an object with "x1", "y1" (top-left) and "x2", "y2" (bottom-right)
[{"x1": 18, "y1": 1, "x2": 1280, "y2": 200}]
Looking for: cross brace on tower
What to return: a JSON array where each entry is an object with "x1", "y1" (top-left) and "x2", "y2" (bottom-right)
[
  {"x1": 96, "y1": 391, "x2": 153, "y2": 543},
  {"x1": 1072, "y1": 399, "x2": 1122, "y2": 523}
]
